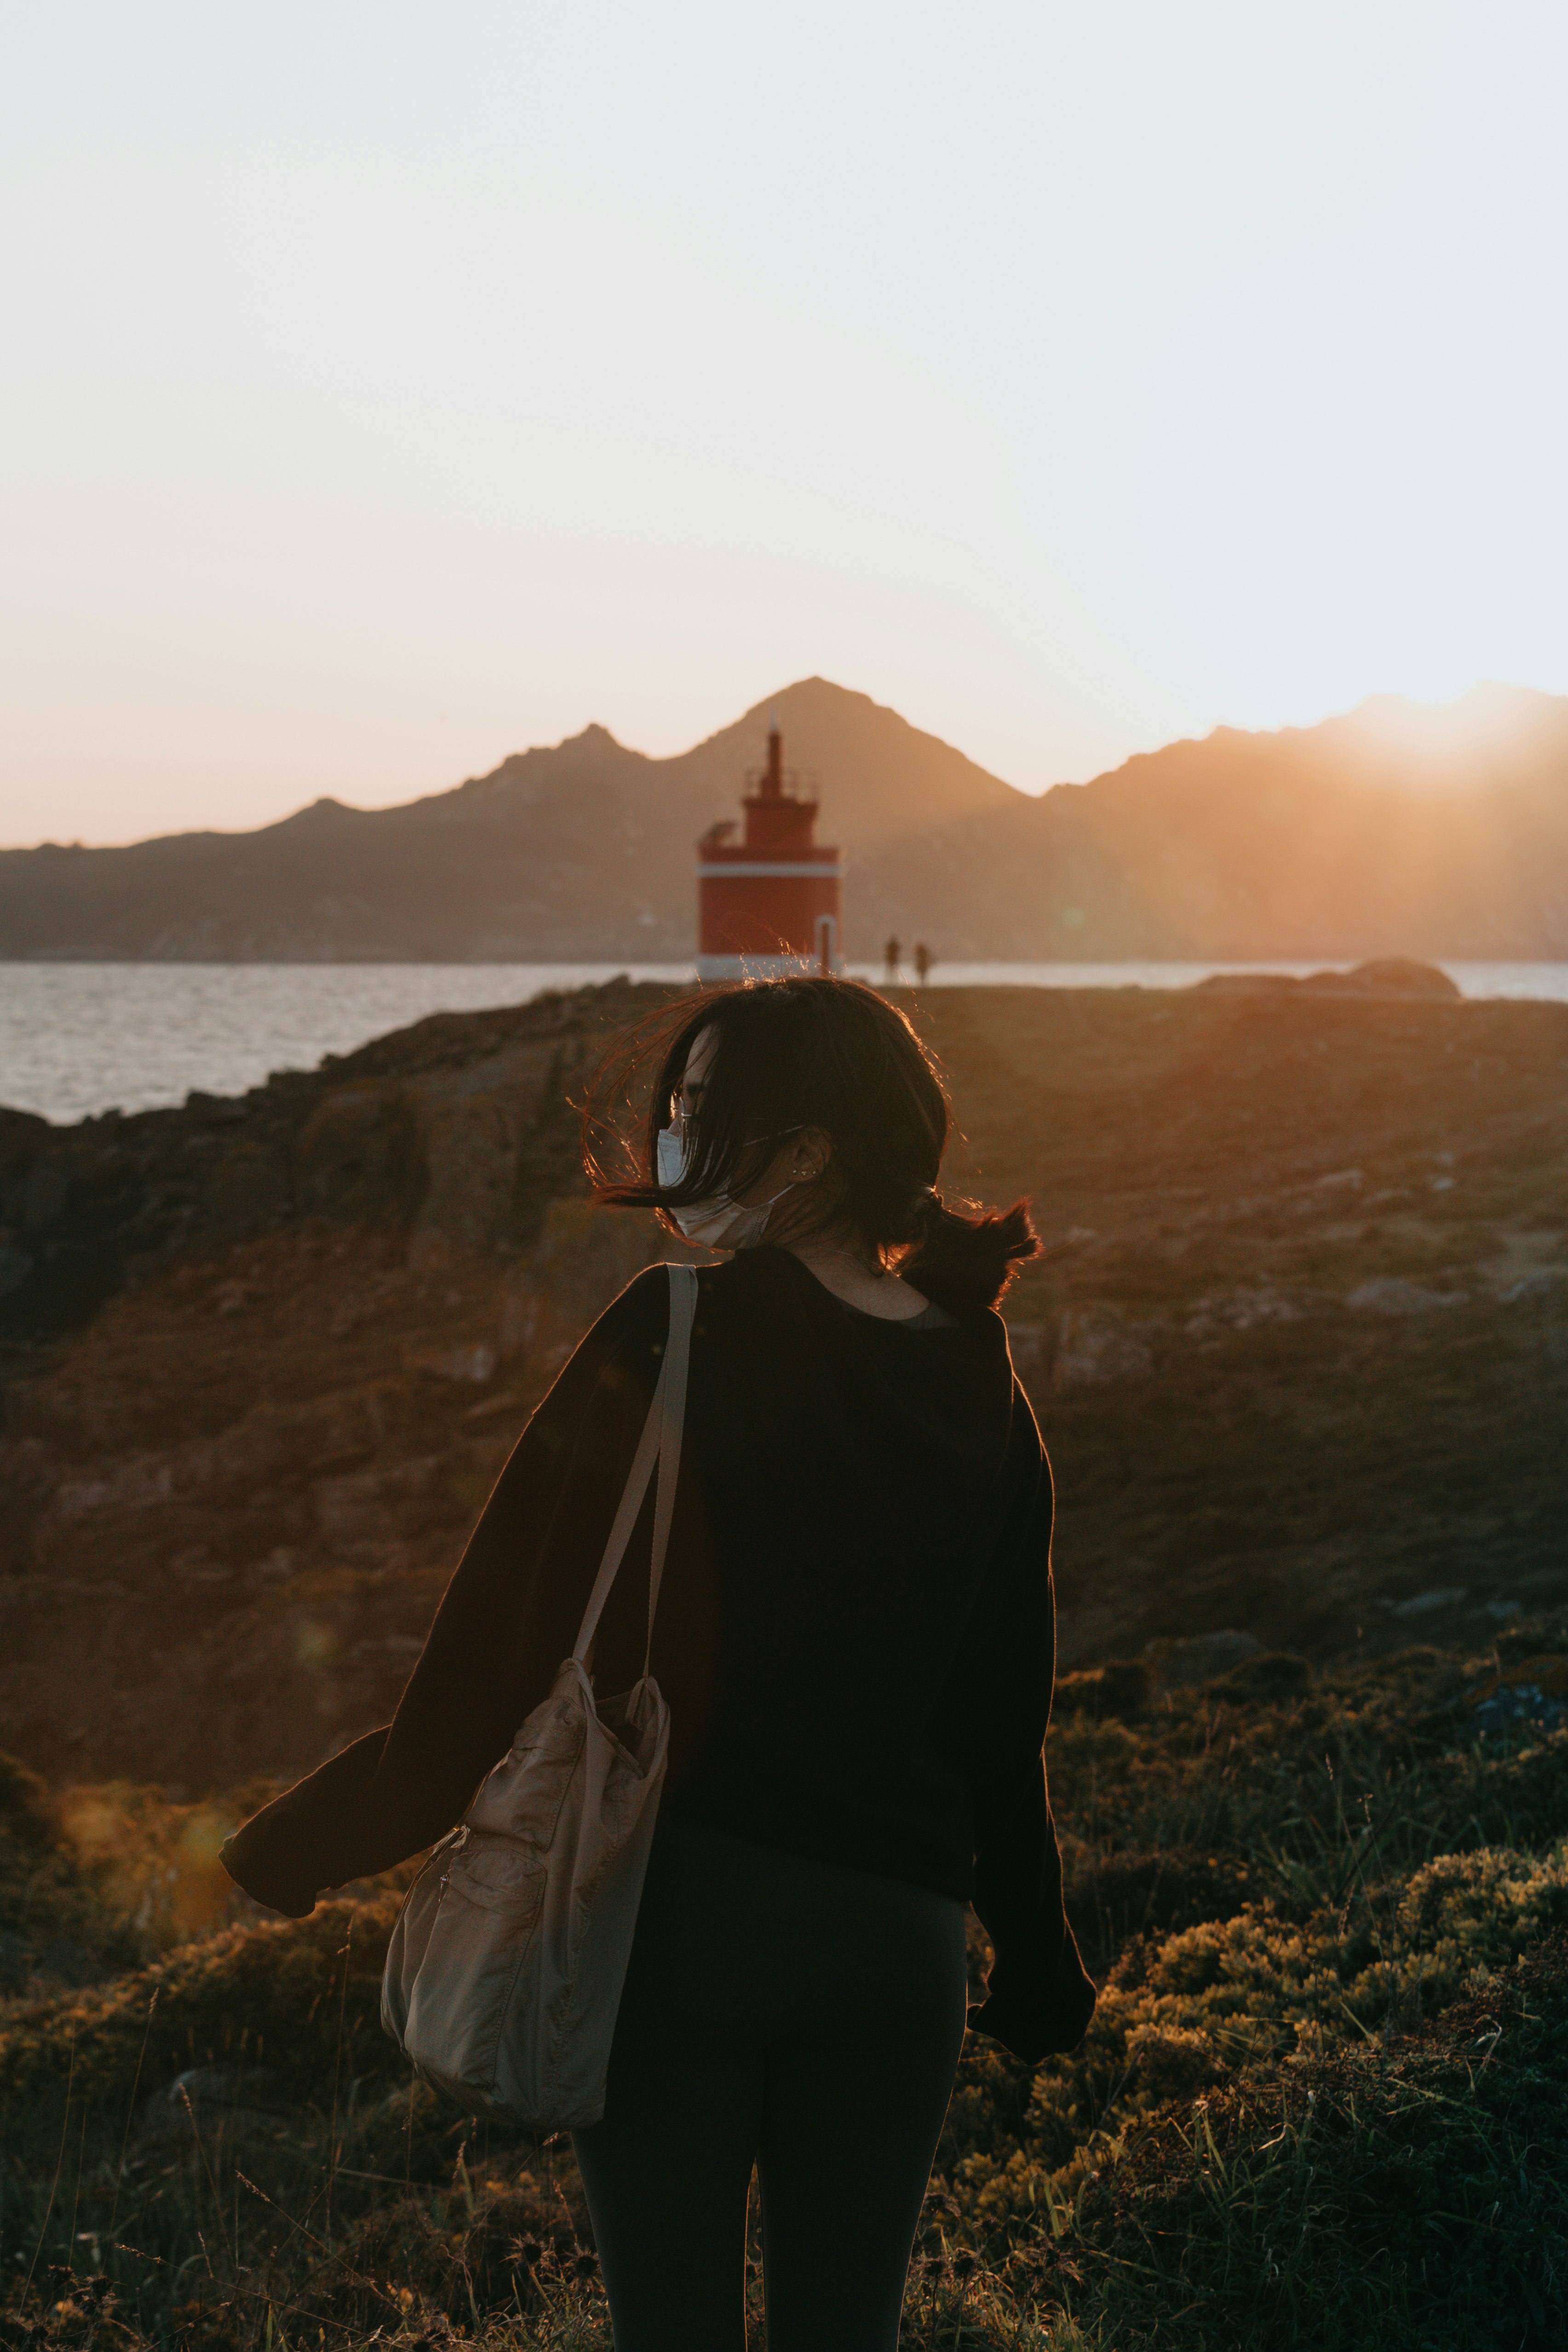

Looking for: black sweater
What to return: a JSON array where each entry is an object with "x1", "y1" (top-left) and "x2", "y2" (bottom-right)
[{"x1": 221, "y1": 1246, "x2": 1095, "y2": 2061}]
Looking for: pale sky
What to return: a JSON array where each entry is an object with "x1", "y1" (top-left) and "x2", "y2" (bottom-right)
[{"x1": 4, "y1": 1, "x2": 1567, "y2": 846}]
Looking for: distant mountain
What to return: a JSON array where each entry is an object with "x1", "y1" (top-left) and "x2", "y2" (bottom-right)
[
  {"x1": 3, "y1": 677, "x2": 1567, "y2": 962},
  {"x1": 972, "y1": 682, "x2": 1568, "y2": 962},
  {"x1": 0, "y1": 679, "x2": 1016, "y2": 962}
]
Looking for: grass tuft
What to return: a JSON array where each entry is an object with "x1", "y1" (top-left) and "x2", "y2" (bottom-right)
[{"x1": 4, "y1": 1621, "x2": 1568, "y2": 2346}]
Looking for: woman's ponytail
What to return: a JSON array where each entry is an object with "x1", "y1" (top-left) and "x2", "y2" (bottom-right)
[{"x1": 899, "y1": 1192, "x2": 1040, "y2": 1313}]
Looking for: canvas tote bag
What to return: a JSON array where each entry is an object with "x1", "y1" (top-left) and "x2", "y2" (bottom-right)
[{"x1": 381, "y1": 1262, "x2": 698, "y2": 2128}]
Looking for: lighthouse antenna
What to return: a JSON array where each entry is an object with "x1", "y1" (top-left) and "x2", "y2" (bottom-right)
[{"x1": 764, "y1": 710, "x2": 783, "y2": 798}]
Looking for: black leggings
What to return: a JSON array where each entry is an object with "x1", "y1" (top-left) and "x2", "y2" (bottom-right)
[{"x1": 571, "y1": 1811, "x2": 970, "y2": 2351}]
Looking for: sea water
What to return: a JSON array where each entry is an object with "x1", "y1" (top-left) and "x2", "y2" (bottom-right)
[{"x1": 2, "y1": 960, "x2": 1566, "y2": 1126}]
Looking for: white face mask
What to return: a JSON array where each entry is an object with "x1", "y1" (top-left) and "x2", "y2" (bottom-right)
[{"x1": 655, "y1": 1125, "x2": 798, "y2": 1251}]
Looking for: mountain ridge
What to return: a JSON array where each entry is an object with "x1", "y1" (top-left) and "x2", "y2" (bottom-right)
[{"x1": 3, "y1": 677, "x2": 1566, "y2": 961}]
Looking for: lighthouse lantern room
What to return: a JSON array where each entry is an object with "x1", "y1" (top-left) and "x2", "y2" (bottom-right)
[{"x1": 696, "y1": 714, "x2": 843, "y2": 981}]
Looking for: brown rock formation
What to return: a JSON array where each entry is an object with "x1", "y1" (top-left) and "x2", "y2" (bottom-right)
[{"x1": 2, "y1": 975, "x2": 1566, "y2": 1794}]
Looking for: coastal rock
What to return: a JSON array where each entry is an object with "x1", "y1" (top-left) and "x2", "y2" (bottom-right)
[
  {"x1": 312, "y1": 1457, "x2": 440, "y2": 1544},
  {"x1": 409, "y1": 1091, "x2": 522, "y2": 1263},
  {"x1": 1383, "y1": 1587, "x2": 1468, "y2": 1617},
  {"x1": 1052, "y1": 1307, "x2": 1154, "y2": 1387},
  {"x1": 1501, "y1": 1269, "x2": 1567, "y2": 1304},
  {"x1": 1348, "y1": 1278, "x2": 1470, "y2": 1314},
  {"x1": 292, "y1": 1083, "x2": 425, "y2": 1225},
  {"x1": 1184, "y1": 1284, "x2": 1302, "y2": 1335},
  {"x1": 523, "y1": 1196, "x2": 670, "y2": 1340},
  {"x1": 0, "y1": 1235, "x2": 34, "y2": 1296},
  {"x1": 404, "y1": 1341, "x2": 498, "y2": 1383},
  {"x1": 1199, "y1": 959, "x2": 1461, "y2": 1001},
  {"x1": 1224, "y1": 1651, "x2": 1315, "y2": 1699},
  {"x1": 4, "y1": 978, "x2": 1568, "y2": 1788},
  {"x1": 1301, "y1": 959, "x2": 1461, "y2": 1000}
]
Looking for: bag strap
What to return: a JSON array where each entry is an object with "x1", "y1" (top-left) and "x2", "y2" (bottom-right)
[
  {"x1": 644, "y1": 1262, "x2": 696, "y2": 1672},
  {"x1": 570, "y1": 1264, "x2": 698, "y2": 1673}
]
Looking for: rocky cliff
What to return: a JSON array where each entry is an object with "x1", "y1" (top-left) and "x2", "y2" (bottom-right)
[{"x1": 1, "y1": 971, "x2": 1565, "y2": 1795}]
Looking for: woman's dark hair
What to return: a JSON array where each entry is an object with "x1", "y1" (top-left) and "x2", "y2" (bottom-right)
[{"x1": 583, "y1": 977, "x2": 1039, "y2": 1312}]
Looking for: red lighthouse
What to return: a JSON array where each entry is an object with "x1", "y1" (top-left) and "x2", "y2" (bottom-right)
[{"x1": 696, "y1": 714, "x2": 843, "y2": 981}]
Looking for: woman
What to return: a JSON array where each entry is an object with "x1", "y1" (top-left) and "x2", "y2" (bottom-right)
[{"x1": 222, "y1": 976, "x2": 1095, "y2": 2350}]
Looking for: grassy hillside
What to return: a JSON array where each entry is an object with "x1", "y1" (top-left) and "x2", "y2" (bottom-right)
[
  {"x1": 1, "y1": 1621, "x2": 1564, "y2": 2349},
  {"x1": 1, "y1": 970, "x2": 1565, "y2": 2344}
]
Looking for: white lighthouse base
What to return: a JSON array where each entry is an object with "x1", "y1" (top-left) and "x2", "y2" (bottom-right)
[{"x1": 696, "y1": 950, "x2": 843, "y2": 983}]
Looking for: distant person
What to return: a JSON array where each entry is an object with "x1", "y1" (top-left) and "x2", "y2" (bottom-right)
[
  {"x1": 221, "y1": 977, "x2": 1094, "y2": 2351},
  {"x1": 884, "y1": 932, "x2": 902, "y2": 984},
  {"x1": 913, "y1": 941, "x2": 932, "y2": 986}
]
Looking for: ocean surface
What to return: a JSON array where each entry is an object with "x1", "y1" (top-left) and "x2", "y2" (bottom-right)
[{"x1": 3, "y1": 960, "x2": 1567, "y2": 1126}]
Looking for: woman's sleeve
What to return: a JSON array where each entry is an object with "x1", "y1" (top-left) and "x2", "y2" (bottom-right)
[
  {"x1": 220, "y1": 1267, "x2": 669, "y2": 1916},
  {"x1": 962, "y1": 1405, "x2": 1098, "y2": 2063}
]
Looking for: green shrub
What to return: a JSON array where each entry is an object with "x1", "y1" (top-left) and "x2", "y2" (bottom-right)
[
  {"x1": 0, "y1": 1755, "x2": 137, "y2": 1995},
  {"x1": 5, "y1": 1634, "x2": 1568, "y2": 2352},
  {"x1": 1061, "y1": 1936, "x2": 1568, "y2": 2351},
  {"x1": 0, "y1": 1895, "x2": 401, "y2": 2121}
]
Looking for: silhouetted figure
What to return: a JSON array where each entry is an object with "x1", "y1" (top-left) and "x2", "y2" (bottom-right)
[
  {"x1": 220, "y1": 982, "x2": 1094, "y2": 2346},
  {"x1": 913, "y1": 942, "x2": 932, "y2": 986},
  {"x1": 885, "y1": 934, "x2": 902, "y2": 985}
]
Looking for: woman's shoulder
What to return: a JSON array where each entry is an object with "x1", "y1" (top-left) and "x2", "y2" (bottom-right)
[
  {"x1": 589, "y1": 1257, "x2": 728, "y2": 1351},
  {"x1": 590, "y1": 1259, "x2": 676, "y2": 1347}
]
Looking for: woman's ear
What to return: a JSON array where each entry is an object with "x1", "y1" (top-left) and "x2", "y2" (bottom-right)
[{"x1": 792, "y1": 1126, "x2": 833, "y2": 1181}]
